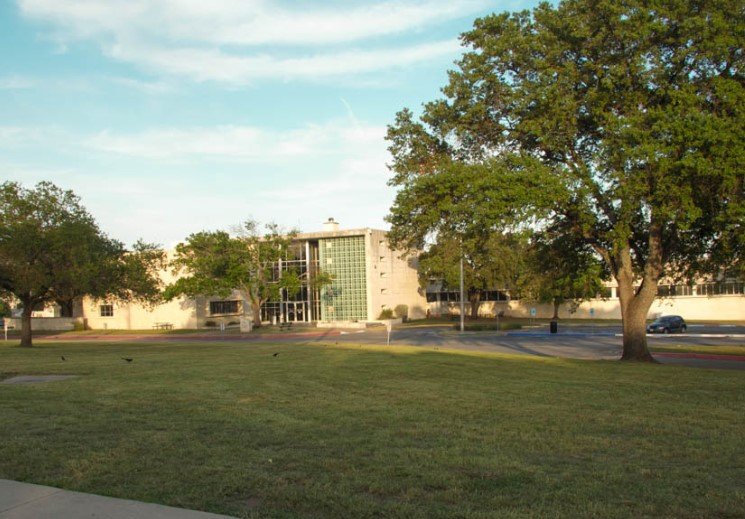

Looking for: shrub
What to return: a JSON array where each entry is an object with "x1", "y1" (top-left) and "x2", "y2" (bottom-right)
[
  {"x1": 394, "y1": 304, "x2": 408, "y2": 320},
  {"x1": 378, "y1": 308, "x2": 394, "y2": 320},
  {"x1": 454, "y1": 322, "x2": 522, "y2": 331},
  {"x1": 205, "y1": 320, "x2": 217, "y2": 327}
]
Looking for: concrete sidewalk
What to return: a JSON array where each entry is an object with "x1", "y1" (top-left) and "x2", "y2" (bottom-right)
[{"x1": 0, "y1": 479, "x2": 235, "y2": 518}]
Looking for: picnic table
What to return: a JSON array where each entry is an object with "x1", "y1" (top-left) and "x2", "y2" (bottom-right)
[{"x1": 152, "y1": 322, "x2": 173, "y2": 330}]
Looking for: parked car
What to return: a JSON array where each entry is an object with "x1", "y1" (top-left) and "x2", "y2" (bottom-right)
[{"x1": 647, "y1": 315, "x2": 687, "y2": 334}]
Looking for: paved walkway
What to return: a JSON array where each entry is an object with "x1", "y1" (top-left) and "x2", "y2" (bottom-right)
[{"x1": 0, "y1": 479, "x2": 235, "y2": 519}]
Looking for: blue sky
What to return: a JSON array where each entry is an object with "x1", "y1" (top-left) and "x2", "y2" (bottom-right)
[{"x1": 1, "y1": 0, "x2": 537, "y2": 247}]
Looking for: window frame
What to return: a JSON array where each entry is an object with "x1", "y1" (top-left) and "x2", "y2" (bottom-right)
[{"x1": 209, "y1": 300, "x2": 241, "y2": 316}]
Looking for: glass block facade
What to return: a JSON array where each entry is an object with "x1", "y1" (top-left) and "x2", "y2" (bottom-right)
[{"x1": 319, "y1": 236, "x2": 367, "y2": 321}]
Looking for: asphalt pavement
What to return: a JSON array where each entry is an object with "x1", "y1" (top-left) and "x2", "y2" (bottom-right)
[
  {"x1": 0, "y1": 479, "x2": 234, "y2": 519},
  {"x1": 299, "y1": 322, "x2": 745, "y2": 370}
]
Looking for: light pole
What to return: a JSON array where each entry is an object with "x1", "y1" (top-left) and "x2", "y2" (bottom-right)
[{"x1": 459, "y1": 255, "x2": 465, "y2": 333}]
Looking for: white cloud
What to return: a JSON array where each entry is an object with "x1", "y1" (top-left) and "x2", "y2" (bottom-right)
[
  {"x1": 107, "y1": 76, "x2": 174, "y2": 94},
  {"x1": 2, "y1": 118, "x2": 396, "y2": 242},
  {"x1": 105, "y1": 39, "x2": 460, "y2": 84},
  {"x1": 85, "y1": 120, "x2": 387, "y2": 161},
  {"x1": 19, "y1": 0, "x2": 486, "y2": 45},
  {"x1": 0, "y1": 126, "x2": 51, "y2": 146},
  {"x1": 18, "y1": 0, "x2": 479, "y2": 84},
  {"x1": 0, "y1": 75, "x2": 37, "y2": 89}
]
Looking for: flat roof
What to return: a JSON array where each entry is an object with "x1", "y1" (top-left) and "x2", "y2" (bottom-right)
[{"x1": 294, "y1": 228, "x2": 386, "y2": 240}]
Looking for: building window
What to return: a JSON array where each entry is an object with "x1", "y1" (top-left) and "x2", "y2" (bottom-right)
[
  {"x1": 696, "y1": 282, "x2": 745, "y2": 296},
  {"x1": 209, "y1": 300, "x2": 240, "y2": 315},
  {"x1": 100, "y1": 304, "x2": 114, "y2": 317},
  {"x1": 657, "y1": 284, "x2": 693, "y2": 297}
]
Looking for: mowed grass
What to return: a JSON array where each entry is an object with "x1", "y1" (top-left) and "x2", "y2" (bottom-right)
[{"x1": 0, "y1": 341, "x2": 743, "y2": 518}]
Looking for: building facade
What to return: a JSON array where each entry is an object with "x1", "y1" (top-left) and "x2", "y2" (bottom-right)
[
  {"x1": 259, "y1": 219, "x2": 427, "y2": 324},
  {"x1": 70, "y1": 219, "x2": 427, "y2": 330},
  {"x1": 426, "y1": 280, "x2": 745, "y2": 321}
]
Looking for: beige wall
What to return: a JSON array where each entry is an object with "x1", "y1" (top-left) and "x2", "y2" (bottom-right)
[
  {"x1": 80, "y1": 252, "x2": 200, "y2": 330},
  {"x1": 81, "y1": 290, "x2": 254, "y2": 331},
  {"x1": 429, "y1": 294, "x2": 745, "y2": 321},
  {"x1": 5, "y1": 317, "x2": 80, "y2": 331},
  {"x1": 78, "y1": 246, "x2": 254, "y2": 330},
  {"x1": 82, "y1": 296, "x2": 198, "y2": 330},
  {"x1": 366, "y1": 229, "x2": 428, "y2": 320}
]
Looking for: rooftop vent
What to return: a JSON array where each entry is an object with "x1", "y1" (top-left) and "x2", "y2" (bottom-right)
[{"x1": 323, "y1": 217, "x2": 340, "y2": 232}]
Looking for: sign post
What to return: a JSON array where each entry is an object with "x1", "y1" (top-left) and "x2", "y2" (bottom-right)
[
  {"x1": 385, "y1": 320, "x2": 393, "y2": 346},
  {"x1": 4, "y1": 322, "x2": 13, "y2": 341}
]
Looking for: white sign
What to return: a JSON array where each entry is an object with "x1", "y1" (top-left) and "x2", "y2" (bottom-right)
[{"x1": 530, "y1": 308, "x2": 537, "y2": 317}]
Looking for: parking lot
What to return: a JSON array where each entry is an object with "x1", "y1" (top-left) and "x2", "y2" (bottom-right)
[{"x1": 321, "y1": 321, "x2": 745, "y2": 370}]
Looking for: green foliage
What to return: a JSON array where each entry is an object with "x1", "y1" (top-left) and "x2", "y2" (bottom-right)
[
  {"x1": 386, "y1": 0, "x2": 744, "y2": 359},
  {"x1": 522, "y1": 224, "x2": 607, "y2": 316},
  {"x1": 393, "y1": 304, "x2": 408, "y2": 319},
  {"x1": 164, "y1": 219, "x2": 327, "y2": 327},
  {"x1": 0, "y1": 181, "x2": 164, "y2": 346},
  {"x1": 419, "y1": 232, "x2": 531, "y2": 317},
  {"x1": 378, "y1": 308, "x2": 394, "y2": 319}
]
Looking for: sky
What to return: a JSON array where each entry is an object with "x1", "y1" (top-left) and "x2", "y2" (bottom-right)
[{"x1": 1, "y1": 0, "x2": 538, "y2": 247}]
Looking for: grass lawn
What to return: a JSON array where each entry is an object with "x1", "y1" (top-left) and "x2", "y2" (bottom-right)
[{"x1": 1, "y1": 340, "x2": 743, "y2": 518}]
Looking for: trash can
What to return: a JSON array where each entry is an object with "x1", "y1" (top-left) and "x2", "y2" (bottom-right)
[{"x1": 550, "y1": 320, "x2": 558, "y2": 334}]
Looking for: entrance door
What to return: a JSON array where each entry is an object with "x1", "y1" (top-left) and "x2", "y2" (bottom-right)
[{"x1": 282, "y1": 302, "x2": 307, "y2": 323}]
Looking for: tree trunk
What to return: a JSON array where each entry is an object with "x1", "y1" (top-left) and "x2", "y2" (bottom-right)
[
  {"x1": 620, "y1": 297, "x2": 655, "y2": 361},
  {"x1": 552, "y1": 299, "x2": 560, "y2": 320},
  {"x1": 20, "y1": 304, "x2": 34, "y2": 348},
  {"x1": 616, "y1": 263, "x2": 657, "y2": 362},
  {"x1": 251, "y1": 299, "x2": 262, "y2": 328},
  {"x1": 57, "y1": 299, "x2": 74, "y2": 318},
  {"x1": 468, "y1": 291, "x2": 481, "y2": 319}
]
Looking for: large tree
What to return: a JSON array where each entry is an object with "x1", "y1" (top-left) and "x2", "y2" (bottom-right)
[
  {"x1": 165, "y1": 220, "x2": 327, "y2": 327},
  {"x1": 0, "y1": 181, "x2": 165, "y2": 347},
  {"x1": 524, "y1": 227, "x2": 607, "y2": 320},
  {"x1": 386, "y1": 0, "x2": 743, "y2": 360},
  {"x1": 419, "y1": 232, "x2": 530, "y2": 318}
]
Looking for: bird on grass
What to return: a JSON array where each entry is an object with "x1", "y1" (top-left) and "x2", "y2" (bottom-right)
[
  {"x1": 272, "y1": 352, "x2": 279, "y2": 357},
  {"x1": 60, "y1": 356, "x2": 66, "y2": 361},
  {"x1": 121, "y1": 357, "x2": 133, "y2": 363}
]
